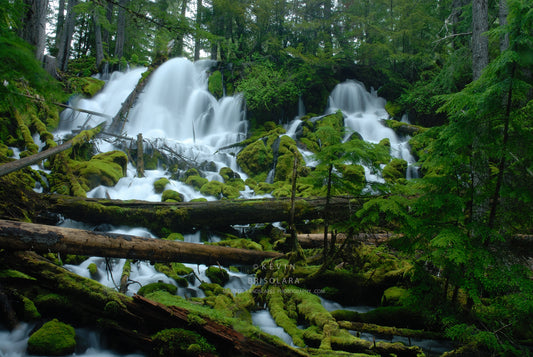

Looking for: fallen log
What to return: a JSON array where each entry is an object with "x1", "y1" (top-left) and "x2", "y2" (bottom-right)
[
  {"x1": 294, "y1": 232, "x2": 394, "y2": 248},
  {"x1": 0, "y1": 219, "x2": 282, "y2": 266},
  {"x1": 0, "y1": 251, "x2": 304, "y2": 356},
  {"x1": 0, "y1": 124, "x2": 104, "y2": 177},
  {"x1": 46, "y1": 195, "x2": 360, "y2": 234}
]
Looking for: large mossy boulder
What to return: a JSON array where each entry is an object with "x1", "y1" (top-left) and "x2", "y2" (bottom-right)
[
  {"x1": 162, "y1": 189, "x2": 184, "y2": 202},
  {"x1": 382, "y1": 158, "x2": 407, "y2": 183},
  {"x1": 199, "y1": 180, "x2": 224, "y2": 198},
  {"x1": 236, "y1": 139, "x2": 273, "y2": 180},
  {"x1": 137, "y1": 282, "x2": 178, "y2": 296},
  {"x1": 273, "y1": 135, "x2": 306, "y2": 182},
  {"x1": 154, "y1": 177, "x2": 170, "y2": 193},
  {"x1": 185, "y1": 175, "x2": 208, "y2": 190},
  {"x1": 205, "y1": 266, "x2": 230, "y2": 286},
  {"x1": 27, "y1": 319, "x2": 76, "y2": 356},
  {"x1": 74, "y1": 150, "x2": 128, "y2": 190}
]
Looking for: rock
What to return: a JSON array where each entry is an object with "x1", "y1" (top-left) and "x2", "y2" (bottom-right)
[
  {"x1": 205, "y1": 266, "x2": 229, "y2": 286},
  {"x1": 27, "y1": 319, "x2": 76, "y2": 356}
]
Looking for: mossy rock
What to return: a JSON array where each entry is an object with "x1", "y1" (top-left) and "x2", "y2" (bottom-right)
[
  {"x1": 382, "y1": 158, "x2": 407, "y2": 183},
  {"x1": 74, "y1": 150, "x2": 128, "y2": 190},
  {"x1": 254, "y1": 181, "x2": 274, "y2": 195},
  {"x1": 154, "y1": 177, "x2": 170, "y2": 193},
  {"x1": 185, "y1": 175, "x2": 208, "y2": 190},
  {"x1": 66, "y1": 76, "x2": 105, "y2": 97},
  {"x1": 137, "y1": 282, "x2": 177, "y2": 297},
  {"x1": 273, "y1": 135, "x2": 306, "y2": 182},
  {"x1": 200, "y1": 180, "x2": 224, "y2": 198},
  {"x1": 87, "y1": 263, "x2": 98, "y2": 276},
  {"x1": 152, "y1": 328, "x2": 216, "y2": 357},
  {"x1": 162, "y1": 189, "x2": 184, "y2": 202},
  {"x1": 164, "y1": 233, "x2": 185, "y2": 241},
  {"x1": 236, "y1": 139, "x2": 273, "y2": 178},
  {"x1": 182, "y1": 168, "x2": 200, "y2": 180},
  {"x1": 381, "y1": 286, "x2": 409, "y2": 306},
  {"x1": 27, "y1": 319, "x2": 76, "y2": 356},
  {"x1": 221, "y1": 184, "x2": 241, "y2": 199},
  {"x1": 219, "y1": 167, "x2": 240, "y2": 181},
  {"x1": 205, "y1": 266, "x2": 229, "y2": 286}
]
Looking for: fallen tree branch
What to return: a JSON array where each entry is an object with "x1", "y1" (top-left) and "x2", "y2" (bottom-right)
[{"x1": 0, "y1": 219, "x2": 282, "y2": 266}]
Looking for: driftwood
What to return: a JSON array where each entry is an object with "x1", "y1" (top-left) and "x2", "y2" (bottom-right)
[
  {"x1": 46, "y1": 195, "x2": 360, "y2": 234},
  {"x1": 0, "y1": 219, "x2": 282, "y2": 266}
]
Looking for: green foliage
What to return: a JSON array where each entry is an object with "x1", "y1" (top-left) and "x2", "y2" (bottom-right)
[
  {"x1": 151, "y1": 328, "x2": 216, "y2": 357},
  {"x1": 208, "y1": 70, "x2": 224, "y2": 99}
]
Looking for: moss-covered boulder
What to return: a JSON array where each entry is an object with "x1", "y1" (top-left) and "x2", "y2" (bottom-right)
[
  {"x1": 66, "y1": 76, "x2": 105, "y2": 97},
  {"x1": 382, "y1": 158, "x2": 407, "y2": 183},
  {"x1": 151, "y1": 328, "x2": 217, "y2": 357},
  {"x1": 137, "y1": 282, "x2": 177, "y2": 296},
  {"x1": 200, "y1": 180, "x2": 224, "y2": 198},
  {"x1": 161, "y1": 189, "x2": 184, "y2": 202},
  {"x1": 205, "y1": 266, "x2": 230, "y2": 286},
  {"x1": 154, "y1": 177, "x2": 170, "y2": 193},
  {"x1": 219, "y1": 167, "x2": 245, "y2": 190},
  {"x1": 164, "y1": 233, "x2": 185, "y2": 241},
  {"x1": 236, "y1": 139, "x2": 273, "y2": 179},
  {"x1": 273, "y1": 135, "x2": 305, "y2": 182},
  {"x1": 381, "y1": 286, "x2": 409, "y2": 306},
  {"x1": 185, "y1": 175, "x2": 208, "y2": 190},
  {"x1": 73, "y1": 150, "x2": 128, "y2": 190},
  {"x1": 27, "y1": 319, "x2": 76, "y2": 356},
  {"x1": 337, "y1": 164, "x2": 366, "y2": 193}
]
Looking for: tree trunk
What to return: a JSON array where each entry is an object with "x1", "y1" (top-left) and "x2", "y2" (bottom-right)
[
  {"x1": 54, "y1": 0, "x2": 66, "y2": 54},
  {"x1": 499, "y1": 0, "x2": 509, "y2": 52},
  {"x1": 194, "y1": 0, "x2": 203, "y2": 61},
  {"x1": 56, "y1": 0, "x2": 78, "y2": 72},
  {"x1": 20, "y1": 0, "x2": 49, "y2": 62},
  {"x1": 114, "y1": 0, "x2": 128, "y2": 60},
  {"x1": 472, "y1": 0, "x2": 489, "y2": 80},
  {"x1": 46, "y1": 195, "x2": 357, "y2": 234},
  {"x1": 93, "y1": 9, "x2": 105, "y2": 69},
  {"x1": 0, "y1": 219, "x2": 282, "y2": 266}
]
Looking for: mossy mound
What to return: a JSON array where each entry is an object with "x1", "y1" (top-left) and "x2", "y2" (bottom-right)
[
  {"x1": 152, "y1": 328, "x2": 217, "y2": 357},
  {"x1": 273, "y1": 135, "x2": 306, "y2": 182},
  {"x1": 27, "y1": 319, "x2": 76, "y2": 356},
  {"x1": 208, "y1": 70, "x2": 224, "y2": 99},
  {"x1": 154, "y1": 177, "x2": 170, "y2": 193},
  {"x1": 236, "y1": 139, "x2": 273, "y2": 179},
  {"x1": 209, "y1": 238, "x2": 263, "y2": 251},
  {"x1": 295, "y1": 111, "x2": 345, "y2": 153},
  {"x1": 205, "y1": 266, "x2": 230, "y2": 286},
  {"x1": 381, "y1": 286, "x2": 409, "y2": 306},
  {"x1": 164, "y1": 233, "x2": 185, "y2": 241},
  {"x1": 382, "y1": 158, "x2": 407, "y2": 183},
  {"x1": 185, "y1": 175, "x2": 208, "y2": 190},
  {"x1": 72, "y1": 150, "x2": 128, "y2": 190},
  {"x1": 199, "y1": 180, "x2": 224, "y2": 198},
  {"x1": 162, "y1": 189, "x2": 184, "y2": 202},
  {"x1": 137, "y1": 282, "x2": 178, "y2": 296},
  {"x1": 65, "y1": 77, "x2": 105, "y2": 97}
]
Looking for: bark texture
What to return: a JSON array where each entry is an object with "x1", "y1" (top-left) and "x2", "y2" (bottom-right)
[{"x1": 0, "y1": 219, "x2": 282, "y2": 266}]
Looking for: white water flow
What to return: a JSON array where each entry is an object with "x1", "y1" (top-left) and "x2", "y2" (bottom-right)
[{"x1": 285, "y1": 79, "x2": 419, "y2": 181}]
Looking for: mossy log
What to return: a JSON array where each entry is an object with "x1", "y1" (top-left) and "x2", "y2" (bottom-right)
[
  {"x1": 293, "y1": 232, "x2": 393, "y2": 248},
  {"x1": 0, "y1": 124, "x2": 103, "y2": 177},
  {"x1": 0, "y1": 251, "x2": 304, "y2": 356},
  {"x1": 46, "y1": 195, "x2": 359, "y2": 234},
  {"x1": 0, "y1": 219, "x2": 282, "y2": 266}
]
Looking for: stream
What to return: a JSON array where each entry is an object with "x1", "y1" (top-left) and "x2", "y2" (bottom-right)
[{"x1": 0, "y1": 57, "x2": 453, "y2": 356}]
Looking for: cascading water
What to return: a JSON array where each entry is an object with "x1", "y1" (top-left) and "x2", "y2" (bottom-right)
[{"x1": 325, "y1": 80, "x2": 418, "y2": 180}]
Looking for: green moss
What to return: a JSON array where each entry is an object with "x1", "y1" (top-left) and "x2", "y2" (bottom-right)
[
  {"x1": 208, "y1": 70, "x2": 224, "y2": 99},
  {"x1": 21, "y1": 295, "x2": 41, "y2": 320},
  {"x1": 236, "y1": 139, "x2": 274, "y2": 178},
  {"x1": 137, "y1": 282, "x2": 178, "y2": 296},
  {"x1": 209, "y1": 238, "x2": 263, "y2": 251},
  {"x1": 71, "y1": 150, "x2": 128, "y2": 191},
  {"x1": 221, "y1": 183, "x2": 241, "y2": 199},
  {"x1": 87, "y1": 263, "x2": 98, "y2": 276},
  {"x1": 381, "y1": 286, "x2": 409, "y2": 306},
  {"x1": 385, "y1": 101, "x2": 403, "y2": 118},
  {"x1": 66, "y1": 76, "x2": 105, "y2": 97},
  {"x1": 27, "y1": 319, "x2": 76, "y2": 356},
  {"x1": 185, "y1": 175, "x2": 208, "y2": 190},
  {"x1": 382, "y1": 158, "x2": 408, "y2": 183},
  {"x1": 165, "y1": 233, "x2": 185, "y2": 241},
  {"x1": 154, "y1": 177, "x2": 170, "y2": 193},
  {"x1": 200, "y1": 180, "x2": 224, "y2": 198},
  {"x1": 0, "y1": 269, "x2": 36, "y2": 280},
  {"x1": 205, "y1": 266, "x2": 230, "y2": 286},
  {"x1": 162, "y1": 189, "x2": 184, "y2": 202},
  {"x1": 151, "y1": 328, "x2": 216, "y2": 356}
]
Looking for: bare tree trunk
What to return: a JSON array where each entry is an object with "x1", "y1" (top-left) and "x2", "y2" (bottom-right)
[
  {"x1": 57, "y1": 0, "x2": 78, "y2": 72},
  {"x1": 93, "y1": 8, "x2": 105, "y2": 69},
  {"x1": 472, "y1": 0, "x2": 489, "y2": 80},
  {"x1": 0, "y1": 219, "x2": 282, "y2": 266},
  {"x1": 499, "y1": 0, "x2": 509, "y2": 52},
  {"x1": 20, "y1": 0, "x2": 49, "y2": 62},
  {"x1": 54, "y1": 0, "x2": 66, "y2": 53},
  {"x1": 194, "y1": 0, "x2": 203, "y2": 61},
  {"x1": 114, "y1": 0, "x2": 128, "y2": 60},
  {"x1": 136, "y1": 133, "x2": 144, "y2": 177}
]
